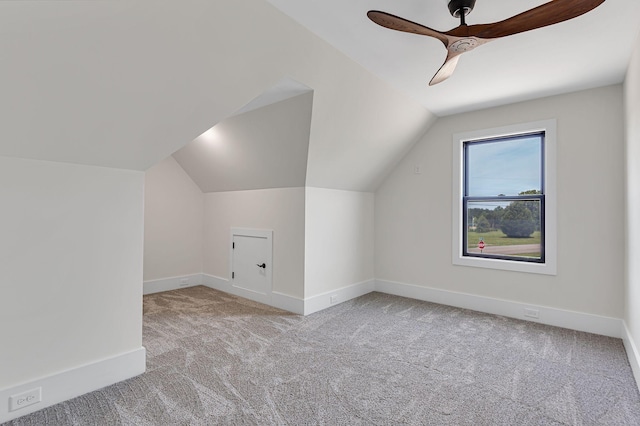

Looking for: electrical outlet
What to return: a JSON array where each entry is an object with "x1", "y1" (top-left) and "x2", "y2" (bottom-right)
[
  {"x1": 330, "y1": 295, "x2": 338, "y2": 305},
  {"x1": 10, "y1": 387, "x2": 41, "y2": 411},
  {"x1": 179, "y1": 278, "x2": 189, "y2": 287},
  {"x1": 524, "y1": 308, "x2": 539, "y2": 319}
]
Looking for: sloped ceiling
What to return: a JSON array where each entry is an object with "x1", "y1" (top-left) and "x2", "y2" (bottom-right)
[
  {"x1": 231, "y1": 76, "x2": 312, "y2": 117},
  {"x1": 0, "y1": 0, "x2": 434, "y2": 192},
  {"x1": 267, "y1": 0, "x2": 640, "y2": 116},
  {"x1": 173, "y1": 86, "x2": 313, "y2": 193}
]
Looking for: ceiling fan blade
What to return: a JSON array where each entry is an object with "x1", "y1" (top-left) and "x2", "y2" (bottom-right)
[
  {"x1": 429, "y1": 52, "x2": 462, "y2": 86},
  {"x1": 454, "y1": 0, "x2": 606, "y2": 39},
  {"x1": 367, "y1": 11, "x2": 449, "y2": 45}
]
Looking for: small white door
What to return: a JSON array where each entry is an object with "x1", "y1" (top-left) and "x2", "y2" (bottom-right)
[{"x1": 230, "y1": 229, "x2": 272, "y2": 302}]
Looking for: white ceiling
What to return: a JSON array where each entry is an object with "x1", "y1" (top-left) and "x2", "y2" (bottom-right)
[
  {"x1": 0, "y1": 0, "x2": 434, "y2": 191},
  {"x1": 4, "y1": 1, "x2": 635, "y2": 192},
  {"x1": 231, "y1": 77, "x2": 313, "y2": 117},
  {"x1": 266, "y1": 0, "x2": 640, "y2": 116},
  {"x1": 173, "y1": 90, "x2": 313, "y2": 193}
]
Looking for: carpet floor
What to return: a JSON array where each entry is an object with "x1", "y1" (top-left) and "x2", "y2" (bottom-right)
[{"x1": 6, "y1": 285, "x2": 640, "y2": 425}]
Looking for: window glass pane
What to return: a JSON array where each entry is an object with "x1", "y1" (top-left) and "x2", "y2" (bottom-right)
[
  {"x1": 466, "y1": 200, "x2": 542, "y2": 261},
  {"x1": 466, "y1": 135, "x2": 542, "y2": 196}
]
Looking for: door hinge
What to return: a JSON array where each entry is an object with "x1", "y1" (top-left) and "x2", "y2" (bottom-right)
[
  {"x1": 232, "y1": 242, "x2": 235, "y2": 249},
  {"x1": 232, "y1": 271, "x2": 235, "y2": 279}
]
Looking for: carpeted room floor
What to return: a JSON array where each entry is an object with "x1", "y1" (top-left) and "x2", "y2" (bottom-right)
[{"x1": 6, "y1": 285, "x2": 640, "y2": 425}]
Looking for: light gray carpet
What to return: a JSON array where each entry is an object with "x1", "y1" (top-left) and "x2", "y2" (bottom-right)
[{"x1": 6, "y1": 286, "x2": 640, "y2": 425}]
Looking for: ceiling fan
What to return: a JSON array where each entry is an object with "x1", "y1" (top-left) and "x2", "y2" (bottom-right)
[{"x1": 368, "y1": 0, "x2": 606, "y2": 86}]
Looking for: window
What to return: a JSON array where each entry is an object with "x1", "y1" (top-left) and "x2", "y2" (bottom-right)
[
  {"x1": 464, "y1": 133, "x2": 544, "y2": 262},
  {"x1": 452, "y1": 120, "x2": 556, "y2": 275}
]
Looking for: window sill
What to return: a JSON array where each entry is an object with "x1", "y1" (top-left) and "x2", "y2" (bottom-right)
[{"x1": 453, "y1": 254, "x2": 556, "y2": 275}]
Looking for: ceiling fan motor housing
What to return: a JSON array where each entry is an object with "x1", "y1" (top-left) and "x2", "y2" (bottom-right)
[{"x1": 448, "y1": 0, "x2": 476, "y2": 18}]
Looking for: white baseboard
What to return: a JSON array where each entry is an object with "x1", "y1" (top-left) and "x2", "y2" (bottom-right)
[
  {"x1": 143, "y1": 273, "x2": 203, "y2": 295},
  {"x1": 304, "y1": 279, "x2": 375, "y2": 316},
  {"x1": 202, "y1": 274, "x2": 304, "y2": 314},
  {"x1": 202, "y1": 273, "x2": 259, "y2": 301},
  {"x1": 194, "y1": 274, "x2": 622, "y2": 338},
  {"x1": 272, "y1": 291, "x2": 304, "y2": 315},
  {"x1": 201, "y1": 273, "x2": 228, "y2": 291},
  {"x1": 202, "y1": 274, "x2": 373, "y2": 316},
  {"x1": 622, "y1": 321, "x2": 640, "y2": 392},
  {"x1": 375, "y1": 279, "x2": 622, "y2": 338},
  {"x1": 0, "y1": 347, "x2": 146, "y2": 423}
]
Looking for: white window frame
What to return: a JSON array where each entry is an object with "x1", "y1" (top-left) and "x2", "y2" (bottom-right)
[{"x1": 452, "y1": 119, "x2": 557, "y2": 275}]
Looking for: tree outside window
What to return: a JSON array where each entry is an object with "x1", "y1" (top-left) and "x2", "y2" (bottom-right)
[{"x1": 463, "y1": 133, "x2": 545, "y2": 263}]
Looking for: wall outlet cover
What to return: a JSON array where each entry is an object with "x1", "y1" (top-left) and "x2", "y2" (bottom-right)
[{"x1": 10, "y1": 387, "x2": 42, "y2": 412}]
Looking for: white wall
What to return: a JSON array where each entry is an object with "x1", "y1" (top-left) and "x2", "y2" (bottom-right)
[
  {"x1": 0, "y1": 156, "x2": 144, "y2": 389},
  {"x1": 203, "y1": 188, "x2": 305, "y2": 299},
  {"x1": 304, "y1": 188, "x2": 374, "y2": 298},
  {"x1": 624, "y1": 35, "x2": 640, "y2": 368},
  {"x1": 376, "y1": 85, "x2": 625, "y2": 318},
  {"x1": 144, "y1": 156, "x2": 203, "y2": 282}
]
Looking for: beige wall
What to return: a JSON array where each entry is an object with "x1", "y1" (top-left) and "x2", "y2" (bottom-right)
[
  {"x1": 203, "y1": 188, "x2": 305, "y2": 299},
  {"x1": 0, "y1": 156, "x2": 144, "y2": 388},
  {"x1": 625, "y1": 37, "x2": 640, "y2": 344},
  {"x1": 144, "y1": 156, "x2": 203, "y2": 281},
  {"x1": 376, "y1": 85, "x2": 625, "y2": 318},
  {"x1": 304, "y1": 188, "x2": 374, "y2": 298}
]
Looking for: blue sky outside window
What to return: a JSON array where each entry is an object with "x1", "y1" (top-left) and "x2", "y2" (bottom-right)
[
  {"x1": 466, "y1": 135, "x2": 542, "y2": 197},
  {"x1": 463, "y1": 132, "x2": 544, "y2": 263}
]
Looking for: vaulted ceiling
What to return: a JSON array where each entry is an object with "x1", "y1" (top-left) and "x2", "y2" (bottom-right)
[
  {"x1": 173, "y1": 81, "x2": 313, "y2": 193},
  {"x1": 0, "y1": 0, "x2": 434, "y2": 191},
  {"x1": 267, "y1": 0, "x2": 640, "y2": 116},
  {"x1": 1, "y1": 1, "x2": 637, "y2": 192}
]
